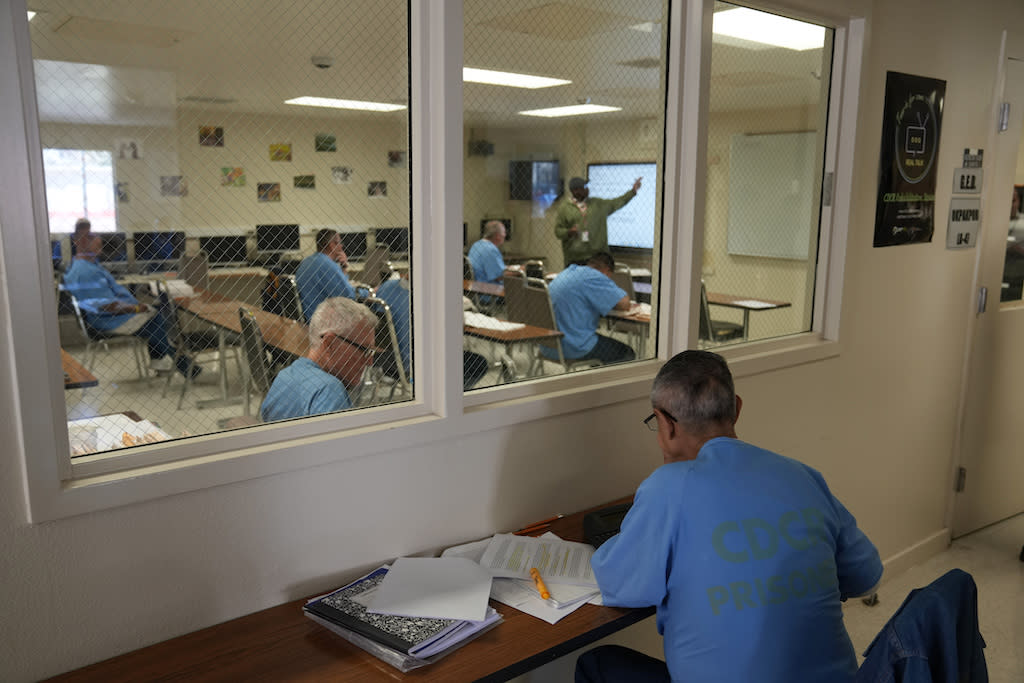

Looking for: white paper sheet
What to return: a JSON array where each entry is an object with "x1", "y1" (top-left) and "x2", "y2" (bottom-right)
[
  {"x1": 463, "y1": 312, "x2": 526, "y2": 331},
  {"x1": 730, "y1": 299, "x2": 775, "y2": 309},
  {"x1": 479, "y1": 533, "x2": 598, "y2": 587},
  {"x1": 440, "y1": 537, "x2": 491, "y2": 563},
  {"x1": 367, "y1": 556, "x2": 493, "y2": 622}
]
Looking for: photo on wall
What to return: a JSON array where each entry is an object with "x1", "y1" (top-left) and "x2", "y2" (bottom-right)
[
  {"x1": 116, "y1": 181, "x2": 129, "y2": 203},
  {"x1": 368, "y1": 181, "x2": 387, "y2": 197},
  {"x1": 160, "y1": 175, "x2": 188, "y2": 197},
  {"x1": 387, "y1": 150, "x2": 407, "y2": 168},
  {"x1": 114, "y1": 138, "x2": 143, "y2": 160},
  {"x1": 315, "y1": 133, "x2": 337, "y2": 152},
  {"x1": 199, "y1": 126, "x2": 225, "y2": 147},
  {"x1": 257, "y1": 182, "x2": 281, "y2": 202},
  {"x1": 220, "y1": 167, "x2": 246, "y2": 187},
  {"x1": 331, "y1": 166, "x2": 352, "y2": 184},
  {"x1": 294, "y1": 175, "x2": 316, "y2": 189},
  {"x1": 269, "y1": 143, "x2": 292, "y2": 162}
]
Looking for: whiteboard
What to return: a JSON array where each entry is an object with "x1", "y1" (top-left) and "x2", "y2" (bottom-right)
[
  {"x1": 587, "y1": 162, "x2": 658, "y2": 249},
  {"x1": 727, "y1": 132, "x2": 817, "y2": 260}
]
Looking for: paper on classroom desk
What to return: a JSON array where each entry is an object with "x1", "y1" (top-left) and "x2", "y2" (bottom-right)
[
  {"x1": 366, "y1": 557, "x2": 492, "y2": 622},
  {"x1": 489, "y1": 578, "x2": 594, "y2": 625},
  {"x1": 730, "y1": 299, "x2": 774, "y2": 309},
  {"x1": 631, "y1": 303, "x2": 652, "y2": 316},
  {"x1": 463, "y1": 312, "x2": 526, "y2": 331},
  {"x1": 148, "y1": 279, "x2": 194, "y2": 298},
  {"x1": 479, "y1": 533, "x2": 598, "y2": 587},
  {"x1": 440, "y1": 537, "x2": 491, "y2": 563}
]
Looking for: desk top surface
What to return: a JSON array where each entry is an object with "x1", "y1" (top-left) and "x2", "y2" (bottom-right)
[
  {"x1": 706, "y1": 291, "x2": 791, "y2": 310},
  {"x1": 61, "y1": 349, "x2": 98, "y2": 389},
  {"x1": 46, "y1": 498, "x2": 650, "y2": 683}
]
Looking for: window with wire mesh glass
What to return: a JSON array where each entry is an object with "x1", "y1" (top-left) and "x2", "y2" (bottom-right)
[{"x1": 35, "y1": 0, "x2": 411, "y2": 456}]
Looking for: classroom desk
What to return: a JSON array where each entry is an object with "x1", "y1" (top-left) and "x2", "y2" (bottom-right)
[
  {"x1": 62, "y1": 348, "x2": 98, "y2": 389},
  {"x1": 46, "y1": 498, "x2": 652, "y2": 683},
  {"x1": 705, "y1": 292, "x2": 790, "y2": 340},
  {"x1": 463, "y1": 321, "x2": 563, "y2": 379},
  {"x1": 464, "y1": 279, "x2": 505, "y2": 298}
]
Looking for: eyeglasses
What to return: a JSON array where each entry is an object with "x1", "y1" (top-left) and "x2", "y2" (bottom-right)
[
  {"x1": 322, "y1": 332, "x2": 377, "y2": 356},
  {"x1": 643, "y1": 409, "x2": 677, "y2": 431}
]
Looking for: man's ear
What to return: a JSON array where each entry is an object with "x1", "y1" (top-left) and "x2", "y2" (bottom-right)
[{"x1": 734, "y1": 395, "x2": 743, "y2": 424}]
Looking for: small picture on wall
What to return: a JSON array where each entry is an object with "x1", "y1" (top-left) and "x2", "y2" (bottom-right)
[
  {"x1": 116, "y1": 182, "x2": 129, "y2": 203},
  {"x1": 220, "y1": 167, "x2": 246, "y2": 187},
  {"x1": 294, "y1": 175, "x2": 316, "y2": 189},
  {"x1": 387, "y1": 150, "x2": 407, "y2": 168},
  {"x1": 269, "y1": 143, "x2": 292, "y2": 162},
  {"x1": 160, "y1": 175, "x2": 188, "y2": 197},
  {"x1": 331, "y1": 166, "x2": 352, "y2": 184},
  {"x1": 114, "y1": 138, "x2": 143, "y2": 160},
  {"x1": 199, "y1": 126, "x2": 225, "y2": 147},
  {"x1": 315, "y1": 133, "x2": 337, "y2": 152},
  {"x1": 257, "y1": 182, "x2": 281, "y2": 202},
  {"x1": 368, "y1": 181, "x2": 387, "y2": 197}
]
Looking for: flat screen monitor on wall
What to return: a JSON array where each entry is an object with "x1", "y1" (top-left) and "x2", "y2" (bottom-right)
[
  {"x1": 255, "y1": 224, "x2": 301, "y2": 253},
  {"x1": 339, "y1": 232, "x2": 368, "y2": 260},
  {"x1": 374, "y1": 227, "x2": 409, "y2": 257},
  {"x1": 133, "y1": 231, "x2": 185, "y2": 264},
  {"x1": 509, "y1": 160, "x2": 561, "y2": 217},
  {"x1": 200, "y1": 235, "x2": 249, "y2": 266},
  {"x1": 99, "y1": 233, "x2": 128, "y2": 263},
  {"x1": 586, "y1": 162, "x2": 658, "y2": 250}
]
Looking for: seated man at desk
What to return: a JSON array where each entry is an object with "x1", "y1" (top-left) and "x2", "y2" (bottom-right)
[
  {"x1": 468, "y1": 220, "x2": 513, "y2": 284},
  {"x1": 295, "y1": 229, "x2": 355, "y2": 322},
  {"x1": 260, "y1": 297, "x2": 377, "y2": 421},
  {"x1": 578, "y1": 350, "x2": 882, "y2": 683},
  {"x1": 375, "y1": 273, "x2": 488, "y2": 389},
  {"x1": 63, "y1": 218, "x2": 200, "y2": 376},
  {"x1": 546, "y1": 252, "x2": 634, "y2": 365}
]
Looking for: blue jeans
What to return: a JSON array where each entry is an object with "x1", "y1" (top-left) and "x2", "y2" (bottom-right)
[
  {"x1": 575, "y1": 645, "x2": 670, "y2": 683},
  {"x1": 578, "y1": 334, "x2": 635, "y2": 365}
]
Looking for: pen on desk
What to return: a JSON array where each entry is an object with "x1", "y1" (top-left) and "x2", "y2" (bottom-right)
[
  {"x1": 530, "y1": 567, "x2": 551, "y2": 600},
  {"x1": 514, "y1": 514, "x2": 564, "y2": 535}
]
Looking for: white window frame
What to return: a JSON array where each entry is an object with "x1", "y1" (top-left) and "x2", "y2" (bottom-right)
[{"x1": 0, "y1": 0, "x2": 862, "y2": 522}]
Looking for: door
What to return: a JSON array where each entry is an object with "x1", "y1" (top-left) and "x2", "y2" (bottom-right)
[{"x1": 954, "y1": 56, "x2": 1024, "y2": 536}]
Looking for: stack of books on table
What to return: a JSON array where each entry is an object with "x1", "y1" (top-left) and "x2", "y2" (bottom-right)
[{"x1": 303, "y1": 565, "x2": 502, "y2": 672}]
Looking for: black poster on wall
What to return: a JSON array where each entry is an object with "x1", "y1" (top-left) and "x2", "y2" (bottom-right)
[{"x1": 873, "y1": 71, "x2": 946, "y2": 247}]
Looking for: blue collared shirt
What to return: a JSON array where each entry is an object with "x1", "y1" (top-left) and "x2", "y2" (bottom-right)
[
  {"x1": 63, "y1": 258, "x2": 139, "y2": 331},
  {"x1": 467, "y1": 239, "x2": 506, "y2": 284},
  {"x1": 260, "y1": 357, "x2": 352, "y2": 421},
  {"x1": 295, "y1": 252, "x2": 355, "y2": 322},
  {"x1": 545, "y1": 264, "x2": 625, "y2": 358}
]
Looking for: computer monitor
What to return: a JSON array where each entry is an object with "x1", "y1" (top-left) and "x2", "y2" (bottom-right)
[
  {"x1": 374, "y1": 227, "x2": 409, "y2": 257},
  {"x1": 99, "y1": 233, "x2": 128, "y2": 264},
  {"x1": 200, "y1": 235, "x2": 249, "y2": 266},
  {"x1": 338, "y1": 232, "x2": 368, "y2": 260},
  {"x1": 255, "y1": 224, "x2": 301, "y2": 254},
  {"x1": 133, "y1": 231, "x2": 185, "y2": 268}
]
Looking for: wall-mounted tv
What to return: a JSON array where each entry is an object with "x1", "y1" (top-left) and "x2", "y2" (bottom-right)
[
  {"x1": 587, "y1": 162, "x2": 657, "y2": 250},
  {"x1": 509, "y1": 160, "x2": 561, "y2": 217},
  {"x1": 255, "y1": 224, "x2": 301, "y2": 253},
  {"x1": 200, "y1": 235, "x2": 249, "y2": 266},
  {"x1": 133, "y1": 231, "x2": 185, "y2": 263}
]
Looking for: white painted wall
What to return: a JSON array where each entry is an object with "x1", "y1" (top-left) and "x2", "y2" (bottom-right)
[{"x1": 2, "y1": 0, "x2": 1022, "y2": 680}]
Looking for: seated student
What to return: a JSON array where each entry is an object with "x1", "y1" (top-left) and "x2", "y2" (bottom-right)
[
  {"x1": 468, "y1": 220, "x2": 512, "y2": 284},
  {"x1": 375, "y1": 273, "x2": 489, "y2": 389},
  {"x1": 63, "y1": 218, "x2": 199, "y2": 376},
  {"x1": 545, "y1": 251, "x2": 634, "y2": 365},
  {"x1": 260, "y1": 297, "x2": 378, "y2": 422},
  {"x1": 295, "y1": 229, "x2": 355, "y2": 322},
  {"x1": 577, "y1": 350, "x2": 883, "y2": 683}
]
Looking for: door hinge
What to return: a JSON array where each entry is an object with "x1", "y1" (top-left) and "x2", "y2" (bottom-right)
[
  {"x1": 977, "y1": 286, "x2": 988, "y2": 316},
  {"x1": 999, "y1": 102, "x2": 1010, "y2": 131},
  {"x1": 822, "y1": 171, "x2": 834, "y2": 207},
  {"x1": 955, "y1": 466, "x2": 967, "y2": 493}
]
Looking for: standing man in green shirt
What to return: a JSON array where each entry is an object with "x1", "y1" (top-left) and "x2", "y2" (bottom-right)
[{"x1": 554, "y1": 175, "x2": 641, "y2": 266}]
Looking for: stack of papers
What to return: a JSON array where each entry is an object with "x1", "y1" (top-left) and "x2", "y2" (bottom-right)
[
  {"x1": 463, "y1": 311, "x2": 526, "y2": 331},
  {"x1": 67, "y1": 414, "x2": 172, "y2": 456}
]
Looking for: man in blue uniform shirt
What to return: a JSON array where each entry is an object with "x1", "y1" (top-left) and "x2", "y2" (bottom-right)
[
  {"x1": 577, "y1": 350, "x2": 883, "y2": 683},
  {"x1": 260, "y1": 297, "x2": 377, "y2": 421},
  {"x1": 63, "y1": 218, "x2": 198, "y2": 376},
  {"x1": 546, "y1": 252, "x2": 634, "y2": 365},
  {"x1": 295, "y1": 229, "x2": 356, "y2": 322},
  {"x1": 468, "y1": 220, "x2": 511, "y2": 284}
]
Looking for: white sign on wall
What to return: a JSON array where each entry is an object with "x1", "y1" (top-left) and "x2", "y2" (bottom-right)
[{"x1": 947, "y1": 197, "x2": 980, "y2": 249}]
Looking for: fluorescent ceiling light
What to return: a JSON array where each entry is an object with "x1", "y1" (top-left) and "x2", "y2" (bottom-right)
[
  {"x1": 712, "y1": 8, "x2": 825, "y2": 51},
  {"x1": 284, "y1": 96, "x2": 406, "y2": 112},
  {"x1": 464, "y1": 67, "x2": 570, "y2": 89},
  {"x1": 518, "y1": 104, "x2": 621, "y2": 118},
  {"x1": 27, "y1": 11, "x2": 36, "y2": 20}
]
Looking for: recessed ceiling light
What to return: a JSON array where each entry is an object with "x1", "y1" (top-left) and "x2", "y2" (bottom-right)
[
  {"x1": 518, "y1": 104, "x2": 621, "y2": 118},
  {"x1": 27, "y1": 11, "x2": 36, "y2": 20},
  {"x1": 463, "y1": 67, "x2": 570, "y2": 89},
  {"x1": 712, "y1": 8, "x2": 825, "y2": 51},
  {"x1": 284, "y1": 96, "x2": 406, "y2": 112}
]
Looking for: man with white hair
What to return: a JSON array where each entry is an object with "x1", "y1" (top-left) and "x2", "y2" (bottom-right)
[
  {"x1": 467, "y1": 220, "x2": 511, "y2": 285},
  {"x1": 260, "y1": 297, "x2": 377, "y2": 421}
]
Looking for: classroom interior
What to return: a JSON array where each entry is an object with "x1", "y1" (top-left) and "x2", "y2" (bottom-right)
[{"x1": 3, "y1": 0, "x2": 1024, "y2": 680}]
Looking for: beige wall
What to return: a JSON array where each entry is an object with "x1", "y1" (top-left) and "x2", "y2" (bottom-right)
[{"x1": 2, "y1": 1, "x2": 1024, "y2": 680}]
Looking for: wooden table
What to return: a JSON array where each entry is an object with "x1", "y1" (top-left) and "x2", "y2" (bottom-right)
[
  {"x1": 705, "y1": 292, "x2": 790, "y2": 340},
  {"x1": 62, "y1": 348, "x2": 98, "y2": 389},
  {"x1": 464, "y1": 279, "x2": 505, "y2": 298},
  {"x1": 46, "y1": 498, "x2": 652, "y2": 683}
]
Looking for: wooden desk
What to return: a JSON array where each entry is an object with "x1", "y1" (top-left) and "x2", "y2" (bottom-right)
[
  {"x1": 179, "y1": 290, "x2": 309, "y2": 358},
  {"x1": 464, "y1": 279, "x2": 505, "y2": 299},
  {"x1": 705, "y1": 292, "x2": 790, "y2": 340},
  {"x1": 46, "y1": 499, "x2": 652, "y2": 683},
  {"x1": 62, "y1": 349, "x2": 98, "y2": 389}
]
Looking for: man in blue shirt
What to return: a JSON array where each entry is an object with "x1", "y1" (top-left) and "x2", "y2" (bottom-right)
[
  {"x1": 577, "y1": 350, "x2": 883, "y2": 683},
  {"x1": 295, "y1": 229, "x2": 356, "y2": 322},
  {"x1": 63, "y1": 218, "x2": 199, "y2": 376},
  {"x1": 546, "y1": 252, "x2": 634, "y2": 365},
  {"x1": 468, "y1": 220, "x2": 511, "y2": 284},
  {"x1": 260, "y1": 297, "x2": 378, "y2": 421}
]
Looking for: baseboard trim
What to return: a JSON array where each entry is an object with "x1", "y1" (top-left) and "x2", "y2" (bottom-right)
[{"x1": 880, "y1": 528, "x2": 951, "y2": 582}]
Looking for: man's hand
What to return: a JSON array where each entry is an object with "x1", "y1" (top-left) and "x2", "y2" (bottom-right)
[
  {"x1": 101, "y1": 301, "x2": 147, "y2": 314},
  {"x1": 633, "y1": 177, "x2": 642, "y2": 193},
  {"x1": 567, "y1": 225, "x2": 579, "y2": 237}
]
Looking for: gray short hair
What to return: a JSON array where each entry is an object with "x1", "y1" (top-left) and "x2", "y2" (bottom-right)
[
  {"x1": 482, "y1": 220, "x2": 505, "y2": 240},
  {"x1": 308, "y1": 297, "x2": 377, "y2": 347},
  {"x1": 651, "y1": 350, "x2": 736, "y2": 433}
]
